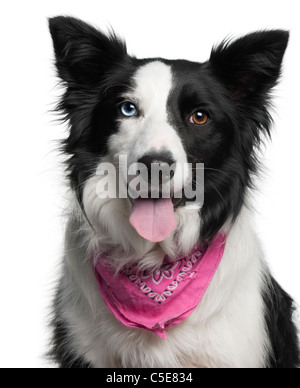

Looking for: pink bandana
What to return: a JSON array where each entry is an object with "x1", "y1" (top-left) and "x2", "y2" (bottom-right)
[{"x1": 94, "y1": 234, "x2": 226, "y2": 339}]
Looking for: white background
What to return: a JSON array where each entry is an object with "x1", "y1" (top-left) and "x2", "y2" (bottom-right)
[{"x1": 0, "y1": 0, "x2": 299, "y2": 368}]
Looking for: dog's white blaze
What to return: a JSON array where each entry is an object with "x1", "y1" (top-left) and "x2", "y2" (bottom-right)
[
  {"x1": 133, "y1": 61, "x2": 172, "y2": 125},
  {"x1": 109, "y1": 61, "x2": 189, "y2": 192}
]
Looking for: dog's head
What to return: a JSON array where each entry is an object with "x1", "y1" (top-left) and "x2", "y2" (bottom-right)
[{"x1": 49, "y1": 17, "x2": 289, "y2": 259}]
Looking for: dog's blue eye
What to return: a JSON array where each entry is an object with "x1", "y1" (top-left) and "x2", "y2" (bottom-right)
[{"x1": 120, "y1": 102, "x2": 138, "y2": 117}]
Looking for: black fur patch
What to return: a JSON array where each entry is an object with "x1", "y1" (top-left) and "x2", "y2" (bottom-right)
[
  {"x1": 167, "y1": 31, "x2": 289, "y2": 242},
  {"x1": 264, "y1": 276, "x2": 300, "y2": 368},
  {"x1": 49, "y1": 16, "x2": 140, "y2": 206}
]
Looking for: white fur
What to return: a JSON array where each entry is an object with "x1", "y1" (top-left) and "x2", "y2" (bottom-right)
[{"x1": 83, "y1": 171, "x2": 201, "y2": 271}]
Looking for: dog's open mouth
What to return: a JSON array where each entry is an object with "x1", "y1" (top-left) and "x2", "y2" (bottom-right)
[{"x1": 126, "y1": 169, "x2": 185, "y2": 242}]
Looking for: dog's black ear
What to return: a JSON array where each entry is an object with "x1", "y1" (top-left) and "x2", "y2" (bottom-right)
[
  {"x1": 209, "y1": 30, "x2": 289, "y2": 100},
  {"x1": 49, "y1": 16, "x2": 127, "y2": 85}
]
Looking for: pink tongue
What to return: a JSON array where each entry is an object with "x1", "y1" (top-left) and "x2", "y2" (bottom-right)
[{"x1": 129, "y1": 198, "x2": 177, "y2": 243}]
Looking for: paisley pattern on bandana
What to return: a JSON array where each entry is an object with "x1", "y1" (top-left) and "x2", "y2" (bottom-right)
[
  {"x1": 141, "y1": 261, "x2": 180, "y2": 285},
  {"x1": 122, "y1": 251, "x2": 203, "y2": 304}
]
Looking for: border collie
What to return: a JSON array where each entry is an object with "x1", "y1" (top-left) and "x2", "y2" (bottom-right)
[{"x1": 48, "y1": 16, "x2": 299, "y2": 368}]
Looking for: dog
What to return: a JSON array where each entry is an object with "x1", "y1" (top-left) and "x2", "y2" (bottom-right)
[{"x1": 49, "y1": 16, "x2": 299, "y2": 368}]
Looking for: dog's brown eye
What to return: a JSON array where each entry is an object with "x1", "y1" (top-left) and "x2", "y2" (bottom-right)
[{"x1": 190, "y1": 111, "x2": 209, "y2": 126}]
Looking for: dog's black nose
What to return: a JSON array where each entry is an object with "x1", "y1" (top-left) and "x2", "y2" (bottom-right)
[
  {"x1": 134, "y1": 153, "x2": 176, "y2": 199},
  {"x1": 138, "y1": 152, "x2": 176, "y2": 182}
]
